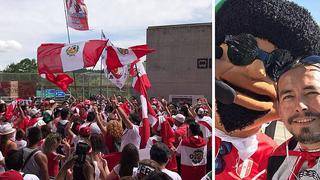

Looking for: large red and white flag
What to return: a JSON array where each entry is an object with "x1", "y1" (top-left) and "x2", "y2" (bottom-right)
[
  {"x1": 105, "y1": 65, "x2": 129, "y2": 89},
  {"x1": 66, "y1": 0, "x2": 89, "y2": 31},
  {"x1": 106, "y1": 44, "x2": 155, "y2": 71},
  {"x1": 41, "y1": 73, "x2": 74, "y2": 92},
  {"x1": 132, "y1": 61, "x2": 151, "y2": 93},
  {"x1": 101, "y1": 47, "x2": 129, "y2": 89},
  {"x1": 37, "y1": 40, "x2": 107, "y2": 73}
]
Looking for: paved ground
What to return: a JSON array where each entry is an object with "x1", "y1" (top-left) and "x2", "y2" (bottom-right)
[{"x1": 263, "y1": 121, "x2": 292, "y2": 145}]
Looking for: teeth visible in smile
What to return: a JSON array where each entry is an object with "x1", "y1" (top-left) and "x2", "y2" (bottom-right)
[{"x1": 293, "y1": 118, "x2": 314, "y2": 123}]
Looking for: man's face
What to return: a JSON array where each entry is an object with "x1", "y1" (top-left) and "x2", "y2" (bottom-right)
[
  {"x1": 216, "y1": 37, "x2": 278, "y2": 135},
  {"x1": 278, "y1": 65, "x2": 320, "y2": 144}
]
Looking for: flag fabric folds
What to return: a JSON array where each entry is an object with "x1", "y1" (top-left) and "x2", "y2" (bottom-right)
[
  {"x1": 101, "y1": 47, "x2": 129, "y2": 90},
  {"x1": 104, "y1": 65, "x2": 129, "y2": 89},
  {"x1": 42, "y1": 73, "x2": 74, "y2": 92},
  {"x1": 38, "y1": 40, "x2": 107, "y2": 73},
  {"x1": 106, "y1": 44, "x2": 155, "y2": 71},
  {"x1": 132, "y1": 61, "x2": 151, "y2": 93},
  {"x1": 66, "y1": 0, "x2": 89, "y2": 31}
]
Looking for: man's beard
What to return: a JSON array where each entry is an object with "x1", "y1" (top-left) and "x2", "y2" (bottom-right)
[
  {"x1": 291, "y1": 127, "x2": 320, "y2": 144},
  {"x1": 287, "y1": 112, "x2": 320, "y2": 144}
]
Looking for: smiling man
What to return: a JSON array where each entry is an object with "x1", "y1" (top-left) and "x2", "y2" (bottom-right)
[
  {"x1": 215, "y1": 0, "x2": 320, "y2": 179},
  {"x1": 267, "y1": 56, "x2": 320, "y2": 179}
]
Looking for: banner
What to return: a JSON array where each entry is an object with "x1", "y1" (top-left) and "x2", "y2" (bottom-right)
[{"x1": 66, "y1": 0, "x2": 89, "y2": 31}]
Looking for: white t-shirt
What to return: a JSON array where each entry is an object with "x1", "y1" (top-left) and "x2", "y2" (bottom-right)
[
  {"x1": 20, "y1": 172, "x2": 40, "y2": 180},
  {"x1": 16, "y1": 140, "x2": 27, "y2": 150},
  {"x1": 162, "y1": 168, "x2": 182, "y2": 180},
  {"x1": 80, "y1": 122, "x2": 102, "y2": 134},
  {"x1": 120, "y1": 125, "x2": 141, "y2": 151}
]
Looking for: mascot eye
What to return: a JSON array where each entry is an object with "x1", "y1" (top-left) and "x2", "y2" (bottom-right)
[{"x1": 225, "y1": 34, "x2": 258, "y2": 66}]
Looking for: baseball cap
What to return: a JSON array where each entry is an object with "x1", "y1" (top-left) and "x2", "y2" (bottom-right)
[
  {"x1": 29, "y1": 108, "x2": 40, "y2": 117},
  {"x1": 173, "y1": 114, "x2": 185, "y2": 123}
]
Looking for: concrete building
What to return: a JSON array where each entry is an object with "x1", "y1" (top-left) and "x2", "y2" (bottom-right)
[{"x1": 146, "y1": 23, "x2": 212, "y2": 105}]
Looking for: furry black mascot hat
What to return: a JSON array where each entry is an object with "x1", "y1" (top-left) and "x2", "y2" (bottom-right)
[
  {"x1": 216, "y1": 0, "x2": 320, "y2": 132},
  {"x1": 216, "y1": 0, "x2": 320, "y2": 59}
]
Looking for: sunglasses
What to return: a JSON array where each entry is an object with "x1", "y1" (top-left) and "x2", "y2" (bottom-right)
[
  {"x1": 215, "y1": 141, "x2": 232, "y2": 174},
  {"x1": 224, "y1": 33, "x2": 293, "y2": 81},
  {"x1": 274, "y1": 55, "x2": 320, "y2": 81}
]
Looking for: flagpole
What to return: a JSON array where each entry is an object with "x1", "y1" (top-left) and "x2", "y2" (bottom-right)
[
  {"x1": 100, "y1": 30, "x2": 103, "y2": 96},
  {"x1": 63, "y1": 0, "x2": 71, "y2": 44},
  {"x1": 63, "y1": 0, "x2": 77, "y2": 98}
]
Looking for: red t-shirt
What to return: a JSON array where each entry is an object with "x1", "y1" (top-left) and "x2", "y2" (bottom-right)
[
  {"x1": 215, "y1": 133, "x2": 277, "y2": 180},
  {"x1": 47, "y1": 152, "x2": 60, "y2": 177},
  {"x1": 15, "y1": 117, "x2": 30, "y2": 132},
  {"x1": 28, "y1": 117, "x2": 38, "y2": 127}
]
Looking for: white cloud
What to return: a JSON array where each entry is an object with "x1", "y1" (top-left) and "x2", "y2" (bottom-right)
[
  {"x1": 0, "y1": 40, "x2": 22, "y2": 52},
  {"x1": 0, "y1": 0, "x2": 211, "y2": 70}
]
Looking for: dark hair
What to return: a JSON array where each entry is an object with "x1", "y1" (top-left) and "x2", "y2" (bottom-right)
[
  {"x1": 90, "y1": 133, "x2": 107, "y2": 154},
  {"x1": 150, "y1": 142, "x2": 171, "y2": 165},
  {"x1": 60, "y1": 108, "x2": 69, "y2": 120},
  {"x1": 0, "y1": 104, "x2": 6, "y2": 113},
  {"x1": 119, "y1": 143, "x2": 139, "y2": 177},
  {"x1": 189, "y1": 122, "x2": 201, "y2": 136},
  {"x1": 87, "y1": 111, "x2": 96, "y2": 122},
  {"x1": 27, "y1": 126, "x2": 42, "y2": 146},
  {"x1": 5, "y1": 149, "x2": 23, "y2": 171},
  {"x1": 179, "y1": 106, "x2": 189, "y2": 117},
  {"x1": 15, "y1": 129, "x2": 25, "y2": 141},
  {"x1": 216, "y1": 0, "x2": 320, "y2": 59},
  {"x1": 129, "y1": 113, "x2": 141, "y2": 126},
  {"x1": 41, "y1": 125, "x2": 51, "y2": 139},
  {"x1": 144, "y1": 171, "x2": 173, "y2": 180}
]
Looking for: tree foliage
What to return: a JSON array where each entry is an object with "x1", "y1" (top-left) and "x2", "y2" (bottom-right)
[{"x1": 3, "y1": 58, "x2": 37, "y2": 73}]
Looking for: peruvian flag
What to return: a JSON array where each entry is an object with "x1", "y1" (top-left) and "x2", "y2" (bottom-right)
[
  {"x1": 106, "y1": 44, "x2": 155, "y2": 71},
  {"x1": 66, "y1": 0, "x2": 89, "y2": 31},
  {"x1": 131, "y1": 60, "x2": 157, "y2": 148},
  {"x1": 132, "y1": 61, "x2": 151, "y2": 93},
  {"x1": 37, "y1": 40, "x2": 107, "y2": 73},
  {"x1": 41, "y1": 73, "x2": 74, "y2": 92}
]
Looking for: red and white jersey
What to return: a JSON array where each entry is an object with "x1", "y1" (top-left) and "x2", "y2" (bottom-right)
[
  {"x1": 215, "y1": 133, "x2": 277, "y2": 180},
  {"x1": 177, "y1": 136, "x2": 207, "y2": 180}
]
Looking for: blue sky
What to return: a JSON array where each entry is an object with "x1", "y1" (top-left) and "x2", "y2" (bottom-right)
[{"x1": 0, "y1": 0, "x2": 212, "y2": 70}]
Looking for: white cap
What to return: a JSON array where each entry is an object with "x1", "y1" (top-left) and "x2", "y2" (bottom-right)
[
  {"x1": 30, "y1": 108, "x2": 40, "y2": 116},
  {"x1": 197, "y1": 108, "x2": 205, "y2": 115},
  {"x1": 49, "y1": 100, "x2": 55, "y2": 104},
  {"x1": 173, "y1": 114, "x2": 186, "y2": 123},
  {"x1": 0, "y1": 123, "x2": 16, "y2": 135}
]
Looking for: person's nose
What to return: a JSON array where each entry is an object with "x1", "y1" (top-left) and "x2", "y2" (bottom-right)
[{"x1": 295, "y1": 99, "x2": 308, "y2": 113}]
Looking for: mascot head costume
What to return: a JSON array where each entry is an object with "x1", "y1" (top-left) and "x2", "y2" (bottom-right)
[{"x1": 215, "y1": 0, "x2": 320, "y2": 137}]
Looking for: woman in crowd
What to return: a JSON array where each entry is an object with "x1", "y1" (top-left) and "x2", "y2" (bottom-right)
[
  {"x1": 106, "y1": 143, "x2": 139, "y2": 180},
  {"x1": 0, "y1": 123, "x2": 17, "y2": 157}
]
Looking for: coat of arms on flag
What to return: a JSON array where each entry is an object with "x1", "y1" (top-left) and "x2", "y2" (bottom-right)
[{"x1": 66, "y1": 45, "x2": 79, "y2": 56}]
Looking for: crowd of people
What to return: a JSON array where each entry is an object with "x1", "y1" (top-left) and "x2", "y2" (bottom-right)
[{"x1": 0, "y1": 94, "x2": 212, "y2": 180}]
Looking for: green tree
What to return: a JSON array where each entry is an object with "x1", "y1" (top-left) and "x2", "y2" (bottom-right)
[{"x1": 3, "y1": 58, "x2": 37, "y2": 73}]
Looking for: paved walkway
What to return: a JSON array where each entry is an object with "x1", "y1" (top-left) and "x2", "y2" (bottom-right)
[{"x1": 263, "y1": 121, "x2": 292, "y2": 145}]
